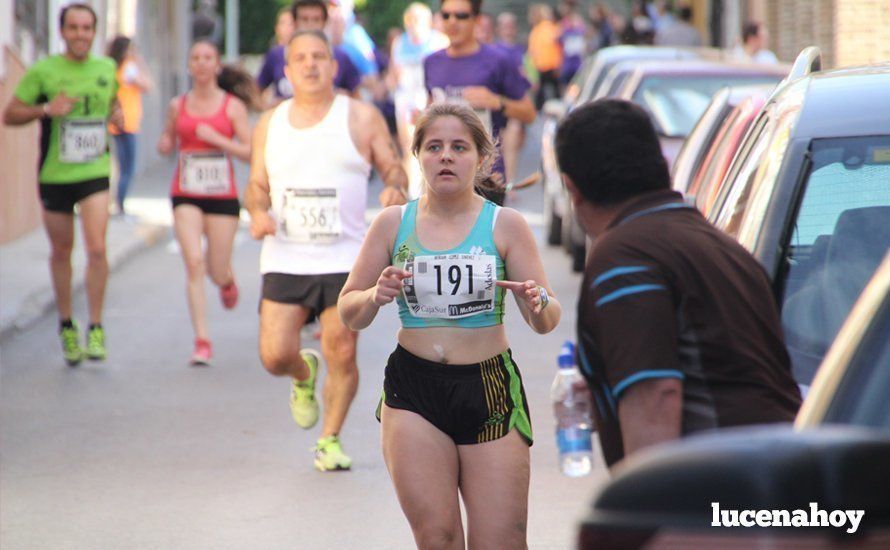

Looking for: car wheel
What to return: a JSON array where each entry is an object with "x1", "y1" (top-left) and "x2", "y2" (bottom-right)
[
  {"x1": 545, "y1": 196, "x2": 562, "y2": 246},
  {"x1": 572, "y1": 239, "x2": 587, "y2": 273},
  {"x1": 562, "y1": 213, "x2": 574, "y2": 254}
]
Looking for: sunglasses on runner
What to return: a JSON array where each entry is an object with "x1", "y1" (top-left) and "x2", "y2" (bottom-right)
[{"x1": 441, "y1": 11, "x2": 473, "y2": 21}]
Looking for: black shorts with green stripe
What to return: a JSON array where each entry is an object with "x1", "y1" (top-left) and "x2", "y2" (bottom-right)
[{"x1": 378, "y1": 345, "x2": 533, "y2": 446}]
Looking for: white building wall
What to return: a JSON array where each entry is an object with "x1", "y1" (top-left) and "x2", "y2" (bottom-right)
[{"x1": 1, "y1": 0, "x2": 13, "y2": 77}]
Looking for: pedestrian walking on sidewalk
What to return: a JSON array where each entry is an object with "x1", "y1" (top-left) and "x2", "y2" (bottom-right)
[
  {"x1": 245, "y1": 30, "x2": 407, "y2": 472},
  {"x1": 733, "y1": 21, "x2": 779, "y2": 64},
  {"x1": 156, "y1": 40, "x2": 254, "y2": 366},
  {"x1": 339, "y1": 102, "x2": 561, "y2": 548},
  {"x1": 3, "y1": 3, "x2": 122, "y2": 366},
  {"x1": 107, "y1": 35, "x2": 153, "y2": 216}
]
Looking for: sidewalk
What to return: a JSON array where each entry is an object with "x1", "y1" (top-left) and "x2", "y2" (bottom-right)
[{"x1": 0, "y1": 161, "x2": 174, "y2": 340}]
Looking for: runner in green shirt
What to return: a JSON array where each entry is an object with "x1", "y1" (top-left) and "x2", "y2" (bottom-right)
[{"x1": 3, "y1": 3, "x2": 123, "y2": 366}]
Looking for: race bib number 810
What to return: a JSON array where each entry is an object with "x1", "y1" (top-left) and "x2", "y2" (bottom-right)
[
  {"x1": 180, "y1": 152, "x2": 230, "y2": 195},
  {"x1": 403, "y1": 254, "x2": 496, "y2": 318}
]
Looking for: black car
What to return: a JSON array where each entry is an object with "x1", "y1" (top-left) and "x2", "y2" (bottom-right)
[{"x1": 707, "y1": 48, "x2": 890, "y2": 384}]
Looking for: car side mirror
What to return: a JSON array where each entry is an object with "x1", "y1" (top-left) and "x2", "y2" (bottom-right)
[
  {"x1": 579, "y1": 426, "x2": 890, "y2": 549},
  {"x1": 543, "y1": 99, "x2": 567, "y2": 119}
]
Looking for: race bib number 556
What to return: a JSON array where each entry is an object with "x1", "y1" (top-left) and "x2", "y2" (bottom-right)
[
  {"x1": 402, "y1": 254, "x2": 496, "y2": 318},
  {"x1": 280, "y1": 188, "x2": 341, "y2": 244}
]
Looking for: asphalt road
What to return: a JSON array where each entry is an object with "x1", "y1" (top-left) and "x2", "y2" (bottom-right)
[{"x1": 0, "y1": 119, "x2": 610, "y2": 549}]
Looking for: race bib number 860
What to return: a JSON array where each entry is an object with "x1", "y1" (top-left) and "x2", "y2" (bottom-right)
[
  {"x1": 59, "y1": 119, "x2": 106, "y2": 163},
  {"x1": 402, "y1": 254, "x2": 496, "y2": 318}
]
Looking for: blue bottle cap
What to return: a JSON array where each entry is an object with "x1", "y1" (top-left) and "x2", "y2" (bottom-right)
[{"x1": 558, "y1": 340, "x2": 575, "y2": 368}]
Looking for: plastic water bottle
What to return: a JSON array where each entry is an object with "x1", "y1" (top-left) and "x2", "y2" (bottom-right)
[{"x1": 551, "y1": 340, "x2": 594, "y2": 477}]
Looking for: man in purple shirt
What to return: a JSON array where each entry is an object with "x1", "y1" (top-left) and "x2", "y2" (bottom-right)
[
  {"x1": 424, "y1": 0, "x2": 536, "y2": 205},
  {"x1": 493, "y1": 11, "x2": 528, "y2": 185},
  {"x1": 493, "y1": 12, "x2": 526, "y2": 72},
  {"x1": 257, "y1": 0, "x2": 361, "y2": 101},
  {"x1": 257, "y1": 7, "x2": 294, "y2": 106}
]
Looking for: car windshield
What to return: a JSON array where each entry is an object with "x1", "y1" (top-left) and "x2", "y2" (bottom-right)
[
  {"x1": 600, "y1": 70, "x2": 631, "y2": 99},
  {"x1": 633, "y1": 75, "x2": 780, "y2": 137},
  {"x1": 588, "y1": 60, "x2": 618, "y2": 101},
  {"x1": 780, "y1": 136, "x2": 890, "y2": 382}
]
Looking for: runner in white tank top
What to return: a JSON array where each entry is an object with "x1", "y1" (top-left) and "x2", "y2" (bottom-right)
[
  {"x1": 261, "y1": 94, "x2": 370, "y2": 275},
  {"x1": 244, "y1": 30, "x2": 408, "y2": 472}
]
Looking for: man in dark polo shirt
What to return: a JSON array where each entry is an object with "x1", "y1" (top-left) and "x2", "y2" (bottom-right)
[{"x1": 555, "y1": 99, "x2": 801, "y2": 468}]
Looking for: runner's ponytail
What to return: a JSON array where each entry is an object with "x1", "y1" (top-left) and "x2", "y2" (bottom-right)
[{"x1": 217, "y1": 65, "x2": 261, "y2": 111}]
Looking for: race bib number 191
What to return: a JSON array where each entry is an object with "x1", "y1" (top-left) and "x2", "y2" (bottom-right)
[
  {"x1": 280, "y1": 188, "x2": 341, "y2": 244},
  {"x1": 59, "y1": 119, "x2": 106, "y2": 163},
  {"x1": 403, "y1": 254, "x2": 496, "y2": 318}
]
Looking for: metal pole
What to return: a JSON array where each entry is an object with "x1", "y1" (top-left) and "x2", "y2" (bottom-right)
[{"x1": 225, "y1": 0, "x2": 238, "y2": 61}]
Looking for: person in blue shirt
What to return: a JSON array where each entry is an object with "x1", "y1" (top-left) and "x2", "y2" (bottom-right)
[{"x1": 328, "y1": 0, "x2": 380, "y2": 78}]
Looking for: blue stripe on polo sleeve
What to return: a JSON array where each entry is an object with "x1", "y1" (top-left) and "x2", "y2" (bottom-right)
[
  {"x1": 612, "y1": 369, "x2": 685, "y2": 399},
  {"x1": 592, "y1": 266, "x2": 650, "y2": 288},
  {"x1": 595, "y1": 284, "x2": 665, "y2": 307}
]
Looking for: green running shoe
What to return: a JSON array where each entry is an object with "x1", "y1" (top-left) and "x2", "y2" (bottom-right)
[
  {"x1": 314, "y1": 435, "x2": 352, "y2": 472},
  {"x1": 289, "y1": 349, "x2": 320, "y2": 429},
  {"x1": 60, "y1": 322, "x2": 83, "y2": 367},
  {"x1": 86, "y1": 325, "x2": 106, "y2": 361}
]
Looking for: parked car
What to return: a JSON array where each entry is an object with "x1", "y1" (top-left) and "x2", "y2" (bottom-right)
[
  {"x1": 614, "y1": 60, "x2": 788, "y2": 168},
  {"x1": 577, "y1": 254, "x2": 890, "y2": 549},
  {"x1": 671, "y1": 84, "x2": 776, "y2": 195},
  {"x1": 554, "y1": 58, "x2": 785, "y2": 273},
  {"x1": 707, "y1": 48, "x2": 890, "y2": 384},
  {"x1": 541, "y1": 46, "x2": 712, "y2": 250},
  {"x1": 577, "y1": 426, "x2": 890, "y2": 549},
  {"x1": 687, "y1": 87, "x2": 772, "y2": 216}
]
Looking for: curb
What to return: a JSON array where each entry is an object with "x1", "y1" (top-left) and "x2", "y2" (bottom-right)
[{"x1": 0, "y1": 224, "x2": 168, "y2": 341}]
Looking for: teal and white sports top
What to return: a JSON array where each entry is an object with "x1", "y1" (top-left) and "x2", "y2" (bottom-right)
[{"x1": 393, "y1": 199, "x2": 506, "y2": 328}]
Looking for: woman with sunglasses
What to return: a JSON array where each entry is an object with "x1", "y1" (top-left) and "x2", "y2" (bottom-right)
[{"x1": 423, "y1": 0, "x2": 536, "y2": 206}]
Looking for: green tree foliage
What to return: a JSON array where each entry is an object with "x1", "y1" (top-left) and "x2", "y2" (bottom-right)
[
  {"x1": 231, "y1": 0, "x2": 433, "y2": 54},
  {"x1": 235, "y1": 0, "x2": 291, "y2": 54},
  {"x1": 355, "y1": 0, "x2": 426, "y2": 47}
]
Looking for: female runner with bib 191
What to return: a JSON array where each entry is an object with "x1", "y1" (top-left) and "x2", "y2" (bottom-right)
[
  {"x1": 339, "y1": 102, "x2": 561, "y2": 549},
  {"x1": 157, "y1": 40, "x2": 254, "y2": 366}
]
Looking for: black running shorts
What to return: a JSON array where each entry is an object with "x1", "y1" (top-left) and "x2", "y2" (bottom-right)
[
  {"x1": 378, "y1": 345, "x2": 533, "y2": 446},
  {"x1": 39, "y1": 177, "x2": 110, "y2": 213},
  {"x1": 172, "y1": 196, "x2": 241, "y2": 217},
  {"x1": 261, "y1": 272, "x2": 349, "y2": 324}
]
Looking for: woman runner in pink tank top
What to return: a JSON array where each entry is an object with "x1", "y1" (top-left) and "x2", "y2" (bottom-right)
[{"x1": 157, "y1": 40, "x2": 254, "y2": 366}]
